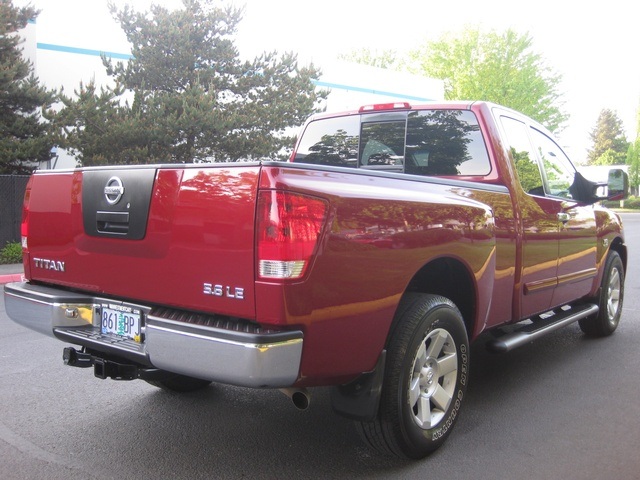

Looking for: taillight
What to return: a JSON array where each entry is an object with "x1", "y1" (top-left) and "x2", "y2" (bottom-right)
[
  {"x1": 257, "y1": 190, "x2": 328, "y2": 280},
  {"x1": 21, "y1": 176, "x2": 33, "y2": 251}
]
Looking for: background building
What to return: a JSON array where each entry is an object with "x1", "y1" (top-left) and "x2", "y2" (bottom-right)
[{"x1": 19, "y1": 16, "x2": 444, "y2": 169}]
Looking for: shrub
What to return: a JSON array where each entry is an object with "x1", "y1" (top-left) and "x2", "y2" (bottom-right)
[
  {"x1": 603, "y1": 196, "x2": 640, "y2": 210},
  {"x1": 0, "y1": 242, "x2": 22, "y2": 264}
]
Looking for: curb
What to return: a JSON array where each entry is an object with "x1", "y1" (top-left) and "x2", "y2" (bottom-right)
[{"x1": 0, "y1": 274, "x2": 24, "y2": 285}]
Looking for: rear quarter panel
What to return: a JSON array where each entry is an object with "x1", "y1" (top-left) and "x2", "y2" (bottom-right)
[{"x1": 256, "y1": 164, "x2": 500, "y2": 385}]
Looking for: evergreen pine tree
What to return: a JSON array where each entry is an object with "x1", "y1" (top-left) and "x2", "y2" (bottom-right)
[
  {"x1": 51, "y1": 0, "x2": 326, "y2": 165},
  {"x1": 0, "y1": 0, "x2": 55, "y2": 174},
  {"x1": 587, "y1": 109, "x2": 629, "y2": 165}
]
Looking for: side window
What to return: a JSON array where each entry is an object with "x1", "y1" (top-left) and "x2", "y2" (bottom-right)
[
  {"x1": 500, "y1": 116, "x2": 545, "y2": 196},
  {"x1": 405, "y1": 110, "x2": 491, "y2": 176},
  {"x1": 293, "y1": 116, "x2": 360, "y2": 167},
  {"x1": 529, "y1": 128, "x2": 576, "y2": 199}
]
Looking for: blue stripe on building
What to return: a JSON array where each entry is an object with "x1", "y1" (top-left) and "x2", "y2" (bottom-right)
[
  {"x1": 312, "y1": 80, "x2": 434, "y2": 102},
  {"x1": 35, "y1": 43, "x2": 433, "y2": 101},
  {"x1": 36, "y1": 43, "x2": 133, "y2": 60}
]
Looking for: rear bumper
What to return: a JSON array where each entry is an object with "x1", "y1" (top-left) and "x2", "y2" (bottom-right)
[{"x1": 3, "y1": 282, "x2": 303, "y2": 388}]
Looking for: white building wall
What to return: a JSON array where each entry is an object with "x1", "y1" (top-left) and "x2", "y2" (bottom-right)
[
  {"x1": 316, "y1": 60, "x2": 444, "y2": 113},
  {"x1": 19, "y1": 14, "x2": 444, "y2": 168}
]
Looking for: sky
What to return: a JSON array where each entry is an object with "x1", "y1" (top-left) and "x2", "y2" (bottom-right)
[{"x1": 18, "y1": 0, "x2": 640, "y2": 163}]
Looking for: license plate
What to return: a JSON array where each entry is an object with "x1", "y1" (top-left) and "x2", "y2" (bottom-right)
[{"x1": 100, "y1": 304, "x2": 142, "y2": 342}]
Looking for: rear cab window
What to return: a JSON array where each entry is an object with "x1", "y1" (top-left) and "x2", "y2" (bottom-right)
[
  {"x1": 292, "y1": 116, "x2": 360, "y2": 167},
  {"x1": 293, "y1": 108, "x2": 492, "y2": 178}
]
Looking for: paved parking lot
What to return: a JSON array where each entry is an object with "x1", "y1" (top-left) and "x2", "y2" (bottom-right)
[{"x1": 1, "y1": 213, "x2": 639, "y2": 479}]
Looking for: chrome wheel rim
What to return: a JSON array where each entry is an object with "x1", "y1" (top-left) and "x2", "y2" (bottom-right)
[
  {"x1": 606, "y1": 267, "x2": 622, "y2": 324},
  {"x1": 409, "y1": 328, "x2": 458, "y2": 429}
]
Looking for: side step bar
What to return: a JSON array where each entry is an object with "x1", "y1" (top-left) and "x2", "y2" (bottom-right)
[{"x1": 486, "y1": 303, "x2": 599, "y2": 353}]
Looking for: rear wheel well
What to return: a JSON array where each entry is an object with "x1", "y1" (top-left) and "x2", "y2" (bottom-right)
[
  {"x1": 405, "y1": 258, "x2": 476, "y2": 338},
  {"x1": 331, "y1": 258, "x2": 477, "y2": 423}
]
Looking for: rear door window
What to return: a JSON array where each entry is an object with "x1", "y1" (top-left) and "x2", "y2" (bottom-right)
[{"x1": 499, "y1": 115, "x2": 545, "y2": 196}]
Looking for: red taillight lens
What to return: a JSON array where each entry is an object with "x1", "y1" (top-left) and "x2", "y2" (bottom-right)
[
  {"x1": 257, "y1": 190, "x2": 328, "y2": 280},
  {"x1": 20, "y1": 176, "x2": 33, "y2": 251}
]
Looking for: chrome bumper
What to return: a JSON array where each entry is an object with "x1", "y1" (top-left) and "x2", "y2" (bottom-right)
[{"x1": 3, "y1": 282, "x2": 303, "y2": 388}]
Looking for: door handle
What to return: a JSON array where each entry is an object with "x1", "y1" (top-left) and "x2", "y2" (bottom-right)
[{"x1": 557, "y1": 212, "x2": 571, "y2": 223}]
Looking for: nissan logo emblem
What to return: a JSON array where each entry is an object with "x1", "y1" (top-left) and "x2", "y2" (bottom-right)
[{"x1": 104, "y1": 176, "x2": 125, "y2": 205}]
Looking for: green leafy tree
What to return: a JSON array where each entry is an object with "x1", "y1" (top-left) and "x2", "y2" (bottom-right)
[
  {"x1": 0, "y1": 0, "x2": 55, "y2": 174},
  {"x1": 408, "y1": 27, "x2": 568, "y2": 132},
  {"x1": 51, "y1": 0, "x2": 326, "y2": 165},
  {"x1": 587, "y1": 109, "x2": 629, "y2": 165},
  {"x1": 626, "y1": 104, "x2": 640, "y2": 194},
  {"x1": 339, "y1": 47, "x2": 405, "y2": 70},
  {"x1": 627, "y1": 142, "x2": 639, "y2": 195},
  {"x1": 592, "y1": 148, "x2": 621, "y2": 166}
]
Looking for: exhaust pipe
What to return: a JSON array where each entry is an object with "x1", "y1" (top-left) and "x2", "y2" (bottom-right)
[{"x1": 279, "y1": 388, "x2": 311, "y2": 410}]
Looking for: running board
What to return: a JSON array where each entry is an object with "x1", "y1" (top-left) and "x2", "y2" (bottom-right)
[{"x1": 486, "y1": 303, "x2": 599, "y2": 353}]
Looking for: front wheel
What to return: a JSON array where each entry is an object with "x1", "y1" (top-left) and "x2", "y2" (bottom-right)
[
  {"x1": 579, "y1": 250, "x2": 625, "y2": 337},
  {"x1": 357, "y1": 294, "x2": 469, "y2": 459}
]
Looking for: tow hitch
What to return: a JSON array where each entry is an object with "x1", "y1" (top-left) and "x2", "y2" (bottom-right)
[
  {"x1": 62, "y1": 347, "x2": 93, "y2": 368},
  {"x1": 62, "y1": 347, "x2": 163, "y2": 381}
]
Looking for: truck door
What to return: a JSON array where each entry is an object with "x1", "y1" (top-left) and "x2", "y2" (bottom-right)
[
  {"x1": 500, "y1": 115, "x2": 559, "y2": 317},
  {"x1": 528, "y1": 127, "x2": 597, "y2": 308},
  {"x1": 499, "y1": 115, "x2": 597, "y2": 319}
]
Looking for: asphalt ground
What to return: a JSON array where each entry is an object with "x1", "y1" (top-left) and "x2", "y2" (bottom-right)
[{"x1": 1, "y1": 213, "x2": 639, "y2": 479}]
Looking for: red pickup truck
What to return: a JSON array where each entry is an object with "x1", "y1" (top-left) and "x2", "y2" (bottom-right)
[{"x1": 4, "y1": 101, "x2": 628, "y2": 459}]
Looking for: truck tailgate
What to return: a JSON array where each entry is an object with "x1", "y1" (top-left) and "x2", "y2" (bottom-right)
[{"x1": 24, "y1": 165, "x2": 259, "y2": 319}]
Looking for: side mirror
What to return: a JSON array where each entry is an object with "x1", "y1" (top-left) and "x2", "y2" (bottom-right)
[
  {"x1": 606, "y1": 168, "x2": 629, "y2": 201},
  {"x1": 569, "y1": 169, "x2": 630, "y2": 205}
]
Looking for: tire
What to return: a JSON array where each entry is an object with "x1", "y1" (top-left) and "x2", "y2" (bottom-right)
[
  {"x1": 579, "y1": 250, "x2": 625, "y2": 337},
  {"x1": 146, "y1": 374, "x2": 212, "y2": 393},
  {"x1": 357, "y1": 294, "x2": 469, "y2": 459}
]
